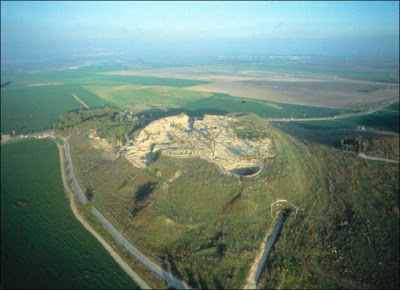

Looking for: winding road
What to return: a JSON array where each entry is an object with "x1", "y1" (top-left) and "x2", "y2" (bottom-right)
[
  {"x1": 264, "y1": 100, "x2": 398, "y2": 122},
  {"x1": 61, "y1": 137, "x2": 191, "y2": 289},
  {"x1": 55, "y1": 139, "x2": 151, "y2": 289}
]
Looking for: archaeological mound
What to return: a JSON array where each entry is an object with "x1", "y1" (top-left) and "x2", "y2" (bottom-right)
[{"x1": 125, "y1": 114, "x2": 274, "y2": 176}]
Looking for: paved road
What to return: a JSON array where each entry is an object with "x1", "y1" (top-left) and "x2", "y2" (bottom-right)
[
  {"x1": 62, "y1": 137, "x2": 191, "y2": 288},
  {"x1": 54, "y1": 139, "x2": 151, "y2": 289},
  {"x1": 264, "y1": 100, "x2": 398, "y2": 122},
  {"x1": 1, "y1": 130, "x2": 55, "y2": 145},
  {"x1": 62, "y1": 137, "x2": 88, "y2": 204},
  {"x1": 92, "y1": 207, "x2": 192, "y2": 289},
  {"x1": 2, "y1": 132, "x2": 191, "y2": 288}
]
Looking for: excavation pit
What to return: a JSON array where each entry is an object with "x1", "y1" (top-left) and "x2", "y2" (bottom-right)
[{"x1": 229, "y1": 165, "x2": 261, "y2": 177}]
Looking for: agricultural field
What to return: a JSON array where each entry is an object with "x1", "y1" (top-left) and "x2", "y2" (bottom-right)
[
  {"x1": 84, "y1": 84, "x2": 357, "y2": 117},
  {"x1": 110, "y1": 63, "x2": 399, "y2": 109},
  {"x1": 233, "y1": 62, "x2": 400, "y2": 83},
  {"x1": 84, "y1": 85, "x2": 215, "y2": 111},
  {"x1": 4, "y1": 68, "x2": 211, "y2": 88},
  {"x1": 0, "y1": 65, "x2": 210, "y2": 135},
  {"x1": 292, "y1": 101, "x2": 399, "y2": 133},
  {"x1": 1, "y1": 85, "x2": 86, "y2": 135},
  {"x1": 1, "y1": 138, "x2": 138, "y2": 289},
  {"x1": 182, "y1": 94, "x2": 357, "y2": 118}
]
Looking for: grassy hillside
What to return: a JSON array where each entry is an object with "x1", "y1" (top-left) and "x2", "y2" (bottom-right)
[
  {"x1": 68, "y1": 113, "x2": 399, "y2": 288},
  {"x1": 258, "y1": 143, "x2": 399, "y2": 289},
  {"x1": 68, "y1": 114, "x2": 322, "y2": 288},
  {"x1": 1, "y1": 139, "x2": 138, "y2": 289}
]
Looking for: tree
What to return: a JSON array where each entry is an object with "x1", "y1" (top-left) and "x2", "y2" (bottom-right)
[{"x1": 85, "y1": 185, "x2": 94, "y2": 201}]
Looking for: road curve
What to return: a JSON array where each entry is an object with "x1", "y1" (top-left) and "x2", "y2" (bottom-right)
[
  {"x1": 92, "y1": 207, "x2": 192, "y2": 289},
  {"x1": 61, "y1": 137, "x2": 191, "y2": 289},
  {"x1": 54, "y1": 139, "x2": 151, "y2": 289},
  {"x1": 264, "y1": 100, "x2": 398, "y2": 122}
]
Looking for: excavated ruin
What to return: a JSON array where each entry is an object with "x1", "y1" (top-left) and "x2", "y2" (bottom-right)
[{"x1": 124, "y1": 114, "x2": 274, "y2": 176}]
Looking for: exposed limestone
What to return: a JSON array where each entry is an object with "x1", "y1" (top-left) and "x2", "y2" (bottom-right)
[{"x1": 124, "y1": 114, "x2": 274, "y2": 175}]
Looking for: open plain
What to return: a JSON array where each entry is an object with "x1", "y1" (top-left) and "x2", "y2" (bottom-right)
[{"x1": 103, "y1": 66, "x2": 399, "y2": 110}]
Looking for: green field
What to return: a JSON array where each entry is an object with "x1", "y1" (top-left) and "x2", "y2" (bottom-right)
[
  {"x1": 6, "y1": 69, "x2": 210, "y2": 88},
  {"x1": 183, "y1": 94, "x2": 357, "y2": 118},
  {"x1": 293, "y1": 102, "x2": 400, "y2": 133},
  {"x1": 231, "y1": 61, "x2": 400, "y2": 83},
  {"x1": 1, "y1": 85, "x2": 85, "y2": 135},
  {"x1": 0, "y1": 84, "x2": 114, "y2": 135},
  {"x1": 84, "y1": 85, "x2": 357, "y2": 118},
  {"x1": 0, "y1": 68, "x2": 211, "y2": 135},
  {"x1": 85, "y1": 85, "x2": 215, "y2": 111},
  {"x1": 1, "y1": 139, "x2": 138, "y2": 289}
]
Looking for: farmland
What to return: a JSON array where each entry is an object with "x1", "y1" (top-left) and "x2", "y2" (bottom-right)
[
  {"x1": 5, "y1": 68, "x2": 211, "y2": 88},
  {"x1": 0, "y1": 68, "x2": 209, "y2": 135},
  {"x1": 84, "y1": 84, "x2": 357, "y2": 117},
  {"x1": 1, "y1": 85, "x2": 85, "y2": 134},
  {"x1": 292, "y1": 101, "x2": 399, "y2": 133},
  {"x1": 0, "y1": 84, "x2": 113, "y2": 135},
  {"x1": 1, "y1": 138, "x2": 138, "y2": 289},
  {"x1": 84, "y1": 85, "x2": 214, "y2": 111},
  {"x1": 182, "y1": 94, "x2": 357, "y2": 118}
]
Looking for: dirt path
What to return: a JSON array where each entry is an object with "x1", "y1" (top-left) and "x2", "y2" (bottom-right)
[
  {"x1": 72, "y1": 94, "x2": 90, "y2": 109},
  {"x1": 54, "y1": 139, "x2": 151, "y2": 289},
  {"x1": 358, "y1": 152, "x2": 399, "y2": 164}
]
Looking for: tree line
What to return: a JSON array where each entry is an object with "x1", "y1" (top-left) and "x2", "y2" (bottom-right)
[
  {"x1": 54, "y1": 106, "x2": 139, "y2": 145},
  {"x1": 340, "y1": 136, "x2": 368, "y2": 152}
]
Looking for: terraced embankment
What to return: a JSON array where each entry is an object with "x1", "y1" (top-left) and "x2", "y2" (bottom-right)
[{"x1": 244, "y1": 211, "x2": 288, "y2": 289}]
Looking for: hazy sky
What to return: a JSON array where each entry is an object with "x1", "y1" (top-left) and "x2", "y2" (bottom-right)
[{"x1": 1, "y1": 1, "x2": 399, "y2": 61}]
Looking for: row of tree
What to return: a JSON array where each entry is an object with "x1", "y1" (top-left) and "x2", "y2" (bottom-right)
[
  {"x1": 340, "y1": 136, "x2": 368, "y2": 152},
  {"x1": 54, "y1": 106, "x2": 139, "y2": 145}
]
